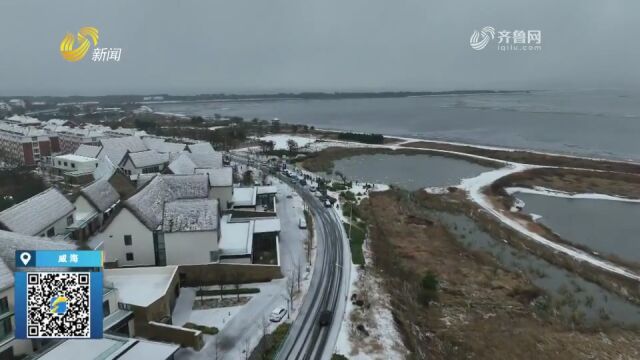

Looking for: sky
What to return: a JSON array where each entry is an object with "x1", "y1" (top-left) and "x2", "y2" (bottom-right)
[{"x1": 0, "y1": 0, "x2": 638, "y2": 96}]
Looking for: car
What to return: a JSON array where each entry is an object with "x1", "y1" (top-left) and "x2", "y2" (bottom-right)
[
  {"x1": 270, "y1": 307, "x2": 287, "y2": 322},
  {"x1": 299, "y1": 217, "x2": 307, "y2": 229},
  {"x1": 324, "y1": 199, "x2": 332, "y2": 207},
  {"x1": 319, "y1": 310, "x2": 332, "y2": 326},
  {"x1": 309, "y1": 186, "x2": 317, "y2": 192}
]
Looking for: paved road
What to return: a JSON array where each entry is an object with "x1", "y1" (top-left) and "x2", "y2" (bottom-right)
[{"x1": 231, "y1": 154, "x2": 350, "y2": 360}]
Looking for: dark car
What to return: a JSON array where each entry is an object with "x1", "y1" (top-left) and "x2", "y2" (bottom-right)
[{"x1": 319, "y1": 310, "x2": 332, "y2": 326}]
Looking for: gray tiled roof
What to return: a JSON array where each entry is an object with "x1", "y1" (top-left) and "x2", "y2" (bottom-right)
[
  {"x1": 188, "y1": 152, "x2": 223, "y2": 169},
  {"x1": 80, "y1": 179, "x2": 120, "y2": 212},
  {"x1": 99, "y1": 136, "x2": 148, "y2": 165},
  {"x1": 74, "y1": 144, "x2": 101, "y2": 158},
  {"x1": 0, "y1": 188, "x2": 74, "y2": 236},
  {"x1": 94, "y1": 155, "x2": 117, "y2": 180},
  {"x1": 188, "y1": 142, "x2": 216, "y2": 154},
  {"x1": 127, "y1": 150, "x2": 169, "y2": 168},
  {"x1": 167, "y1": 153, "x2": 197, "y2": 175},
  {"x1": 0, "y1": 230, "x2": 77, "y2": 290},
  {"x1": 195, "y1": 167, "x2": 233, "y2": 187},
  {"x1": 125, "y1": 174, "x2": 209, "y2": 230},
  {"x1": 162, "y1": 199, "x2": 218, "y2": 232}
]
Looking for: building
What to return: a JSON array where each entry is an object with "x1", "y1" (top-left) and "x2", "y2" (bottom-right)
[
  {"x1": 103, "y1": 128, "x2": 148, "y2": 138},
  {"x1": 0, "y1": 230, "x2": 77, "y2": 359},
  {"x1": 74, "y1": 144, "x2": 101, "y2": 159},
  {"x1": 0, "y1": 123, "x2": 58, "y2": 166},
  {"x1": 101, "y1": 175, "x2": 210, "y2": 267},
  {"x1": 55, "y1": 127, "x2": 104, "y2": 154},
  {"x1": 69, "y1": 179, "x2": 120, "y2": 241},
  {"x1": 33, "y1": 335, "x2": 180, "y2": 360},
  {"x1": 197, "y1": 167, "x2": 233, "y2": 210},
  {"x1": 1, "y1": 115, "x2": 40, "y2": 127},
  {"x1": 120, "y1": 150, "x2": 169, "y2": 176},
  {"x1": 52, "y1": 154, "x2": 99, "y2": 185},
  {"x1": 98, "y1": 136, "x2": 148, "y2": 166},
  {"x1": 142, "y1": 137, "x2": 186, "y2": 154},
  {"x1": 231, "y1": 185, "x2": 277, "y2": 212},
  {"x1": 162, "y1": 199, "x2": 219, "y2": 265},
  {"x1": 0, "y1": 188, "x2": 74, "y2": 237},
  {"x1": 219, "y1": 214, "x2": 281, "y2": 264}
]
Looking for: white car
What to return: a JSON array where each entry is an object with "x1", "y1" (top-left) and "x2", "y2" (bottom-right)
[
  {"x1": 270, "y1": 307, "x2": 287, "y2": 322},
  {"x1": 299, "y1": 217, "x2": 307, "y2": 229}
]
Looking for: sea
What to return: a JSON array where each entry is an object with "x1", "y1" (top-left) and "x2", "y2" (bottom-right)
[{"x1": 151, "y1": 89, "x2": 640, "y2": 161}]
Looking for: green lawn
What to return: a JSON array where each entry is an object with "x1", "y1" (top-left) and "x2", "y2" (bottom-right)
[{"x1": 343, "y1": 222, "x2": 365, "y2": 265}]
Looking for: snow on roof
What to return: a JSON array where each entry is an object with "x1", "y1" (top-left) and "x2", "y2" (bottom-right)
[
  {"x1": 55, "y1": 154, "x2": 97, "y2": 163},
  {"x1": 188, "y1": 152, "x2": 223, "y2": 169},
  {"x1": 253, "y1": 217, "x2": 281, "y2": 233},
  {"x1": 232, "y1": 187, "x2": 256, "y2": 207},
  {"x1": 196, "y1": 167, "x2": 233, "y2": 187},
  {"x1": 104, "y1": 266, "x2": 177, "y2": 307},
  {"x1": 188, "y1": 142, "x2": 216, "y2": 154},
  {"x1": 127, "y1": 150, "x2": 169, "y2": 168},
  {"x1": 135, "y1": 173, "x2": 158, "y2": 189},
  {"x1": 80, "y1": 179, "x2": 120, "y2": 212},
  {"x1": 143, "y1": 137, "x2": 186, "y2": 154},
  {"x1": 45, "y1": 119, "x2": 69, "y2": 126},
  {"x1": 162, "y1": 199, "x2": 218, "y2": 233},
  {"x1": 0, "y1": 230, "x2": 76, "y2": 276},
  {"x1": 6, "y1": 114, "x2": 41, "y2": 125},
  {"x1": 125, "y1": 174, "x2": 209, "y2": 230},
  {"x1": 167, "y1": 153, "x2": 197, "y2": 175},
  {"x1": 219, "y1": 216, "x2": 252, "y2": 255},
  {"x1": 257, "y1": 185, "x2": 278, "y2": 195},
  {"x1": 93, "y1": 155, "x2": 117, "y2": 180},
  {"x1": 0, "y1": 122, "x2": 47, "y2": 137},
  {"x1": 75, "y1": 144, "x2": 101, "y2": 158},
  {"x1": 117, "y1": 338, "x2": 179, "y2": 360},
  {"x1": 99, "y1": 136, "x2": 148, "y2": 165},
  {"x1": 0, "y1": 188, "x2": 74, "y2": 236},
  {"x1": 34, "y1": 336, "x2": 179, "y2": 360}
]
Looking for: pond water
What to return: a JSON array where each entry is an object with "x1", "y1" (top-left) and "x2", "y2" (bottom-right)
[
  {"x1": 330, "y1": 154, "x2": 494, "y2": 191},
  {"x1": 514, "y1": 193, "x2": 640, "y2": 265},
  {"x1": 430, "y1": 211, "x2": 640, "y2": 326}
]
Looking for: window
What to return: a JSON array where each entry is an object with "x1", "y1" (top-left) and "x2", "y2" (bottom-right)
[
  {"x1": 124, "y1": 235, "x2": 132, "y2": 246},
  {"x1": 125, "y1": 253, "x2": 134, "y2": 261},
  {"x1": 64, "y1": 162, "x2": 68, "y2": 166},
  {"x1": 47, "y1": 227, "x2": 55, "y2": 237},
  {"x1": 58, "y1": 160, "x2": 61, "y2": 165},
  {"x1": 103, "y1": 300, "x2": 110, "y2": 317},
  {"x1": 0, "y1": 297, "x2": 8, "y2": 314},
  {"x1": 67, "y1": 215, "x2": 74, "y2": 226},
  {"x1": 71, "y1": 163, "x2": 75, "y2": 168},
  {"x1": 0, "y1": 317, "x2": 11, "y2": 340}
]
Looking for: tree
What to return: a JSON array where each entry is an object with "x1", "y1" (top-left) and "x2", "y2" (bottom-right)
[
  {"x1": 287, "y1": 139, "x2": 298, "y2": 153},
  {"x1": 216, "y1": 269, "x2": 228, "y2": 301},
  {"x1": 259, "y1": 140, "x2": 275, "y2": 153},
  {"x1": 231, "y1": 271, "x2": 244, "y2": 302},
  {"x1": 286, "y1": 270, "x2": 296, "y2": 314},
  {"x1": 242, "y1": 170, "x2": 254, "y2": 185}
]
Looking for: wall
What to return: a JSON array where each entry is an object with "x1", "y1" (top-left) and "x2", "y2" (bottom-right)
[
  {"x1": 0, "y1": 287, "x2": 33, "y2": 357},
  {"x1": 178, "y1": 263, "x2": 282, "y2": 287},
  {"x1": 210, "y1": 186, "x2": 232, "y2": 210},
  {"x1": 102, "y1": 208, "x2": 156, "y2": 266},
  {"x1": 164, "y1": 231, "x2": 218, "y2": 265},
  {"x1": 147, "y1": 322, "x2": 203, "y2": 350}
]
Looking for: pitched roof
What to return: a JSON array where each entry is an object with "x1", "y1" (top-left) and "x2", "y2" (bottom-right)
[
  {"x1": 195, "y1": 167, "x2": 233, "y2": 187},
  {"x1": 188, "y1": 142, "x2": 216, "y2": 154},
  {"x1": 162, "y1": 199, "x2": 218, "y2": 233},
  {"x1": 0, "y1": 188, "x2": 74, "y2": 236},
  {"x1": 75, "y1": 144, "x2": 101, "y2": 158},
  {"x1": 0, "y1": 230, "x2": 77, "y2": 289},
  {"x1": 167, "y1": 153, "x2": 197, "y2": 175},
  {"x1": 143, "y1": 138, "x2": 187, "y2": 154},
  {"x1": 99, "y1": 136, "x2": 148, "y2": 165},
  {"x1": 125, "y1": 175, "x2": 209, "y2": 230},
  {"x1": 94, "y1": 155, "x2": 117, "y2": 180},
  {"x1": 126, "y1": 150, "x2": 169, "y2": 169},
  {"x1": 188, "y1": 152, "x2": 223, "y2": 169},
  {"x1": 80, "y1": 179, "x2": 120, "y2": 212}
]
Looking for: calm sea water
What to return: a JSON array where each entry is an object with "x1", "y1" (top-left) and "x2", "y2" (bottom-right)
[
  {"x1": 152, "y1": 89, "x2": 640, "y2": 161},
  {"x1": 515, "y1": 193, "x2": 640, "y2": 265}
]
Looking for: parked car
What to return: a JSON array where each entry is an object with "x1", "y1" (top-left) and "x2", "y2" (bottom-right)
[
  {"x1": 319, "y1": 310, "x2": 332, "y2": 326},
  {"x1": 299, "y1": 217, "x2": 307, "y2": 229},
  {"x1": 309, "y1": 186, "x2": 317, "y2": 192},
  {"x1": 270, "y1": 307, "x2": 287, "y2": 322},
  {"x1": 324, "y1": 199, "x2": 332, "y2": 208}
]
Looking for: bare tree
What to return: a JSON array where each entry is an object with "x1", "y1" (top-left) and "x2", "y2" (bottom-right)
[
  {"x1": 216, "y1": 268, "x2": 228, "y2": 301},
  {"x1": 295, "y1": 259, "x2": 302, "y2": 292},
  {"x1": 231, "y1": 271, "x2": 244, "y2": 302},
  {"x1": 286, "y1": 269, "x2": 296, "y2": 314}
]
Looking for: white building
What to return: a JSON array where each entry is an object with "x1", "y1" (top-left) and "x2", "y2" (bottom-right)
[
  {"x1": 69, "y1": 179, "x2": 120, "y2": 241},
  {"x1": 168, "y1": 152, "x2": 232, "y2": 209},
  {"x1": 53, "y1": 154, "x2": 98, "y2": 175},
  {"x1": 120, "y1": 150, "x2": 169, "y2": 176},
  {"x1": 0, "y1": 188, "x2": 74, "y2": 237},
  {"x1": 101, "y1": 175, "x2": 210, "y2": 267},
  {"x1": 162, "y1": 199, "x2": 219, "y2": 265}
]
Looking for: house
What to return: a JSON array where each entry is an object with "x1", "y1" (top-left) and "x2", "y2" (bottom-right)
[
  {"x1": 120, "y1": 150, "x2": 169, "y2": 176},
  {"x1": 0, "y1": 188, "x2": 74, "y2": 237},
  {"x1": 168, "y1": 152, "x2": 232, "y2": 209},
  {"x1": 74, "y1": 144, "x2": 101, "y2": 158},
  {"x1": 101, "y1": 175, "x2": 209, "y2": 267},
  {"x1": 162, "y1": 199, "x2": 220, "y2": 265},
  {"x1": 69, "y1": 179, "x2": 120, "y2": 241},
  {"x1": 231, "y1": 185, "x2": 277, "y2": 213},
  {"x1": 219, "y1": 214, "x2": 281, "y2": 264},
  {"x1": 52, "y1": 154, "x2": 98, "y2": 185},
  {"x1": 186, "y1": 142, "x2": 216, "y2": 154},
  {"x1": 98, "y1": 136, "x2": 147, "y2": 166},
  {"x1": 0, "y1": 230, "x2": 77, "y2": 359},
  {"x1": 142, "y1": 137, "x2": 186, "y2": 154}
]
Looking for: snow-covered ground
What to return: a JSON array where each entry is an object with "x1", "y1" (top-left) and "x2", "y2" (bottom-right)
[
  {"x1": 258, "y1": 134, "x2": 317, "y2": 150},
  {"x1": 505, "y1": 186, "x2": 640, "y2": 203}
]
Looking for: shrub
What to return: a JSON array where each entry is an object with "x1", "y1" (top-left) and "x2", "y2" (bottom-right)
[{"x1": 418, "y1": 271, "x2": 439, "y2": 306}]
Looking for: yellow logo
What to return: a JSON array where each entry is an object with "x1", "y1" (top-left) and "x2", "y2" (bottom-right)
[{"x1": 59, "y1": 27, "x2": 99, "y2": 62}]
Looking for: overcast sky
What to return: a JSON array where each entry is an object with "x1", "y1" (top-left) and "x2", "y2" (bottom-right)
[{"x1": 0, "y1": 0, "x2": 638, "y2": 96}]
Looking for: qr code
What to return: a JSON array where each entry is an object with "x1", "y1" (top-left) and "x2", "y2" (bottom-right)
[{"x1": 26, "y1": 272, "x2": 91, "y2": 338}]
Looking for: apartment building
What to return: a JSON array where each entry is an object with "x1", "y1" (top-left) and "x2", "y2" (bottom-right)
[{"x1": 0, "y1": 124, "x2": 58, "y2": 166}]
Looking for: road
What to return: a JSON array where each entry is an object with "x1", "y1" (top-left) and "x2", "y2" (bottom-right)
[{"x1": 231, "y1": 153, "x2": 351, "y2": 360}]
